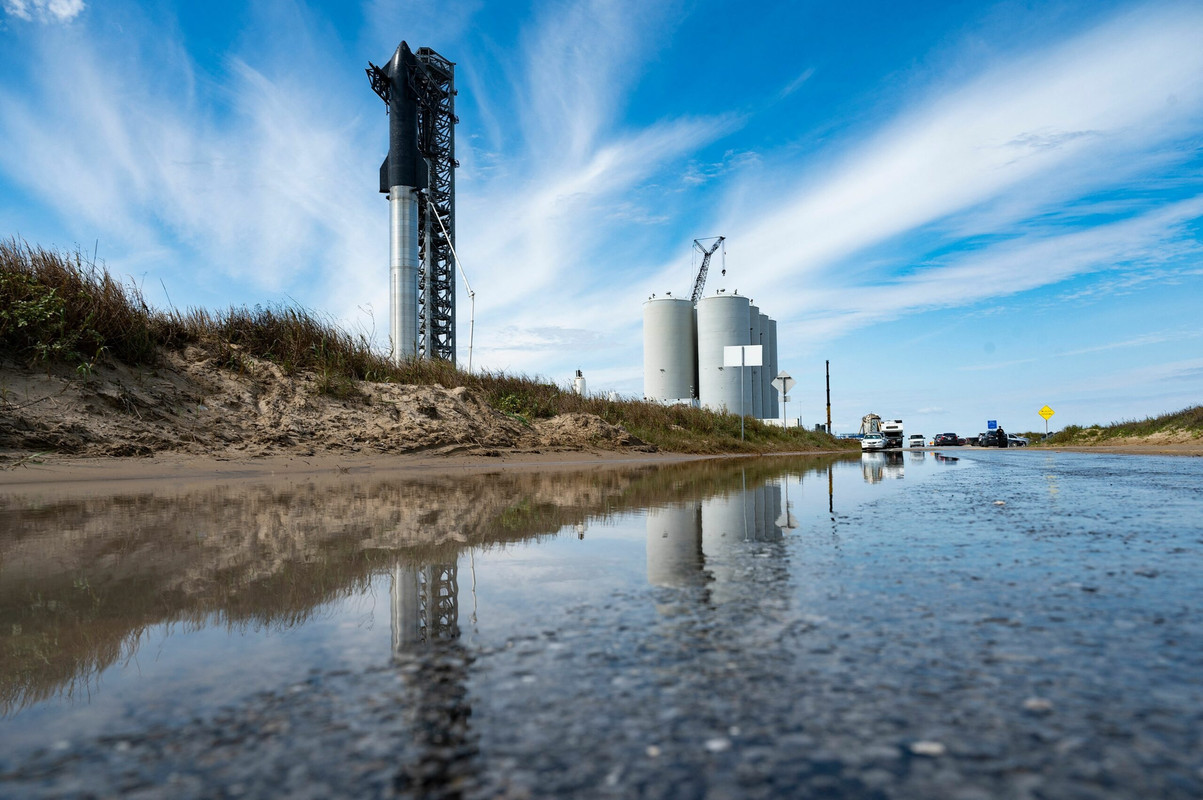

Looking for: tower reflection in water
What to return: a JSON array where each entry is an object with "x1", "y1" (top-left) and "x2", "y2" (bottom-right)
[
  {"x1": 391, "y1": 563, "x2": 461, "y2": 648},
  {"x1": 389, "y1": 561, "x2": 475, "y2": 793},
  {"x1": 646, "y1": 475, "x2": 786, "y2": 597}
]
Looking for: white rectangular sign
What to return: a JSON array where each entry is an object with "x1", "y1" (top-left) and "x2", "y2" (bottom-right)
[{"x1": 723, "y1": 344, "x2": 763, "y2": 367}]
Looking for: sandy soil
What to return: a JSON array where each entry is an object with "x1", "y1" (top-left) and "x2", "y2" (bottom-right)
[{"x1": 0, "y1": 349, "x2": 669, "y2": 485}]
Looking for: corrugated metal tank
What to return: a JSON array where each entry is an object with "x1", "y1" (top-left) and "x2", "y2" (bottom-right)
[
  {"x1": 646, "y1": 503, "x2": 702, "y2": 588},
  {"x1": 748, "y1": 305, "x2": 763, "y2": 419},
  {"x1": 642, "y1": 296, "x2": 697, "y2": 403},
  {"x1": 767, "y1": 318, "x2": 779, "y2": 419},
  {"x1": 697, "y1": 293, "x2": 751, "y2": 414}
]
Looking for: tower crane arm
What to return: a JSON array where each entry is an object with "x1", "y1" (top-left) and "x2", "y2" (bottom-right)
[{"x1": 690, "y1": 235, "x2": 726, "y2": 304}]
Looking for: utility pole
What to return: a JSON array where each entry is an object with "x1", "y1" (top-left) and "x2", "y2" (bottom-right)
[{"x1": 825, "y1": 360, "x2": 832, "y2": 434}]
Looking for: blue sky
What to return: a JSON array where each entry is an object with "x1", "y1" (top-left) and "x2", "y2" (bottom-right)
[{"x1": 2, "y1": 0, "x2": 1201, "y2": 436}]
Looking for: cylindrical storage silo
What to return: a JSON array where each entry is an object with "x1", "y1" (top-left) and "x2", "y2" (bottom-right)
[
  {"x1": 758, "y1": 312, "x2": 771, "y2": 420},
  {"x1": 697, "y1": 293, "x2": 751, "y2": 414},
  {"x1": 767, "y1": 318, "x2": 779, "y2": 419},
  {"x1": 748, "y1": 305, "x2": 763, "y2": 419},
  {"x1": 643, "y1": 297, "x2": 697, "y2": 403},
  {"x1": 646, "y1": 503, "x2": 703, "y2": 588}
]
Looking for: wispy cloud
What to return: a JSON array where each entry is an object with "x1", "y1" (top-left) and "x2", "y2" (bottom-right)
[
  {"x1": 0, "y1": 5, "x2": 383, "y2": 311},
  {"x1": 446, "y1": 0, "x2": 735, "y2": 372},
  {"x1": 783, "y1": 194, "x2": 1203, "y2": 343},
  {"x1": 2, "y1": 0, "x2": 84, "y2": 24},
  {"x1": 779, "y1": 67, "x2": 815, "y2": 99},
  {"x1": 724, "y1": 4, "x2": 1203, "y2": 310}
]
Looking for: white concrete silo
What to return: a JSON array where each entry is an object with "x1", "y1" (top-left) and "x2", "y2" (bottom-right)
[
  {"x1": 748, "y1": 305, "x2": 763, "y2": 419},
  {"x1": 643, "y1": 296, "x2": 697, "y2": 403},
  {"x1": 758, "y1": 313, "x2": 771, "y2": 419},
  {"x1": 697, "y1": 293, "x2": 751, "y2": 414}
]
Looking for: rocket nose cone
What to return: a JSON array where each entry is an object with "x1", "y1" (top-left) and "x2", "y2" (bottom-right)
[{"x1": 387, "y1": 41, "x2": 411, "y2": 72}]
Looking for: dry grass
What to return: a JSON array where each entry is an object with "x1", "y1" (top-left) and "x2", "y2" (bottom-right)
[
  {"x1": 1, "y1": 238, "x2": 854, "y2": 454},
  {"x1": 0, "y1": 238, "x2": 161, "y2": 368}
]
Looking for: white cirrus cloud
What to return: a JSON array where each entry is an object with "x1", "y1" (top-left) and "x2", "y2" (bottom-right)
[
  {"x1": 722, "y1": 4, "x2": 1203, "y2": 306},
  {"x1": 3, "y1": 0, "x2": 84, "y2": 23}
]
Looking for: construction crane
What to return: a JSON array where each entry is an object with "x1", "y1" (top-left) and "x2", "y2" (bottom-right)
[{"x1": 690, "y1": 236, "x2": 726, "y2": 304}]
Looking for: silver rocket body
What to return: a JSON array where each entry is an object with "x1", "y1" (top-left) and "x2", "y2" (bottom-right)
[
  {"x1": 369, "y1": 41, "x2": 426, "y2": 365},
  {"x1": 389, "y1": 185, "x2": 419, "y2": 363}
]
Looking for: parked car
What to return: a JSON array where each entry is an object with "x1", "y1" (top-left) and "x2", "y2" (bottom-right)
[
  {"x1": 1008, "y1": 435, "x2": 1029, "y2": 447},
  {"x1": 861, "y1": 433, "x2": 887, "y2": 451},
  {"x1": 908, "y1": 434, "x2": 926, "y2": 448},
  {"x1": 933, "y1": 433, "x2": 962, "y2": 446},
  {"x1": 979, "y1": 430, "x2": 1007, "y2": 447}
]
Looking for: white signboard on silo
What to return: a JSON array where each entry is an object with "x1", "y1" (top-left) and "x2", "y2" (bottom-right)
[{"x1": 723, "y1": 344, "x2": 763, "y2": 367}]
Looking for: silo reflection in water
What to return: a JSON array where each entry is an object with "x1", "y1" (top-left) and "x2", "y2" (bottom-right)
[
  {"x1": 694, "y1": 476, "x2": 786, "y2": 601},
  {"x1": 645, "y1": 504, "x2": 704, "y2": 588}
]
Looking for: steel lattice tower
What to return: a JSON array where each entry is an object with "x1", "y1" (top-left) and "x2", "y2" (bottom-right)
[{"x1": 414, "y1": 48, "x2": 458, "y2": 362}]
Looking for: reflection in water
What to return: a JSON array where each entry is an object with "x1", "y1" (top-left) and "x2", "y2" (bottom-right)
[
  {"x1": 0, "y1": 455, "x2": 852, "y2": 716},
  {"x1": 646, "y1": 505, "x2": 704, "y2": 589},
  {"x1": 391, "y1": 564, "x2": 461, "y2": 649},
  {"x1": 828, "y1": 463, "x2": 835, "y2": 519},
  {"x1": 647, "y1": 474, "x2": 793, "y2": 603},
  {"x1": 934, "y1": 453, "x2": 960, "y2": 463},
  {"x1": 390, "y1": 561, "x2": 475, "y2": 795},
  {"x1": 861, "y1": 451, "x2": 905, "y2": 483}
]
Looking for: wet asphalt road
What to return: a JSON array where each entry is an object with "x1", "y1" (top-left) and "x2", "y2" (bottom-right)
[{"x1": 3, "y1": 449, "x2": 1203, "y2": 798}]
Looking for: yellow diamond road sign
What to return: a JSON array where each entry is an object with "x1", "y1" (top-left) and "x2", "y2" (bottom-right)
[{"x1": 1039, "y1": 405, "x2": 1055, "y2": 420}]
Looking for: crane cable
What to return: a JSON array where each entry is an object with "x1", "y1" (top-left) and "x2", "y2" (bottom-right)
[{"x1": 425, "y1": 196, "x2": 475, "y2": 373}]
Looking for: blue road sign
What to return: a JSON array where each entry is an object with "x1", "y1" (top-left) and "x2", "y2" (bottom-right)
[{"x1": 987, "y1": 420, "x2": 998, "y2": 430}]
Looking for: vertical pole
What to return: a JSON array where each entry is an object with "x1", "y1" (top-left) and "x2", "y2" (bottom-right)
[
  {"x1": 825, "y1": 359, "x2": 832, "y2": 434},
  {"x1": 740, "y1": 349, "x2": 746, "y2": 441}
]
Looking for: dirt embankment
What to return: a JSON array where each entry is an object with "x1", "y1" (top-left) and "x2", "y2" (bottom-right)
[{"x1": 0, "y1": 349, "x2": 650, "y2": 464}]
